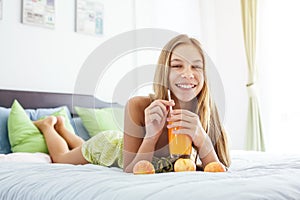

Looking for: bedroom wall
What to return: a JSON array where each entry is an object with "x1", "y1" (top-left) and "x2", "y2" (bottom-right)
[
  {"x1": 132, "y1": 0, "x2": 202, "y2": 96},
  {"x1": 0, "y1": 0, "x2": 136, "y2": 98},
  {"x1": 214, "y1": 0, "x2": 247, "y2": 150},
  {"x1": 0, "y1": 0, "x2": 247, "y2": 150}
]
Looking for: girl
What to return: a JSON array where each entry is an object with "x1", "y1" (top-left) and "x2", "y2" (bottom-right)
[{"x1": 123, "y1": 34, "x2": 231, "y2": 173}]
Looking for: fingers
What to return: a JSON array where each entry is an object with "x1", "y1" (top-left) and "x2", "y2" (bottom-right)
[
  {"x1": 149, "y1": 102, "x2": 167, "y2": 123},
  {"x1": 149, "y1": 113, "x2": 164, "y2": 123},
  {"x1": 157, "y1": 99, "x2": 175, "y2": 107},
  {"x1": 167, "y1": 109, "x2": 202, "y2": 143},
  {"x1": 149, "y1": 105, "x2": 164, "y2": 122},
  {"x1": 170, "y1": 109, "x2": 197, "y2": 118},
  {"x1": 167, "y1": 120, "x2": 191, "y2": 129},
  {"x1": 167, "y1": 109, "x2": 198, "y2": 124},
  {"x1": 145, "y1": 100, "x2": 175, "y2": 123}
]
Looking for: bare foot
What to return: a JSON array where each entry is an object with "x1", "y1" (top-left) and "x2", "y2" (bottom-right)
[
  {"x1": 34, "y1": 116, "x2": 57, "y2": 132},
  {"x1": 54, "y1": 116, "x2": 66, "y2": 133}
]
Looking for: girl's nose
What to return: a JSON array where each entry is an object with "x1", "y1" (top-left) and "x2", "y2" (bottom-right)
[
  {"x1": 181, "y1": 66, "x2": 194, "y2": 79},
  {"x1": 181, "y1": 73, "x2": 194, "y2": 78}
]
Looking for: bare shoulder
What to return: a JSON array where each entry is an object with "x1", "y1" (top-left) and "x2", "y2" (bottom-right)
[
  {"x1": 127, "y1": 96, "x2": 151, "y2": 109},
  {"x1": 125, "y1": 96, "x2": 151, "y2": 126}
]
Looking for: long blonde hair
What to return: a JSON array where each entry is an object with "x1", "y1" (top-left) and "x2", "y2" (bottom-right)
[{"x1": 150, "y1": 34, "x2": 231, "y2": 167}]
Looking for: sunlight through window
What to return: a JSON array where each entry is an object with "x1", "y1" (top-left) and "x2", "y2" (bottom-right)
[{"x1": 259, "y1": 0, "x2": 300, "y2": 153}]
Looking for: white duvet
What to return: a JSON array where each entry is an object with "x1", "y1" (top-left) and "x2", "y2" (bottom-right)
[{"x1": 1, "y1": 150, "x2": 300, "y2": 200}]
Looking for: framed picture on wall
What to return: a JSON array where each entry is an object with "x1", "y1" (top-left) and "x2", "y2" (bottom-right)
[
  {"x1": 22, "y1": 0, "x2": 55, "y2": 29},
  {"x1": 76, "y1": 0, "x2": 104, "y2": 36},
  {"x1": 0, "y1": 0, "x2": 3, "y2": 20}
]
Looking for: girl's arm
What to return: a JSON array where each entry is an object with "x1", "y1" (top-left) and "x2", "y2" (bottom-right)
[
  {"x1": 123, "y1": 97, "x2": 174, "y2": 173},
  {"x1": 196, "y1": 133, "x2": 219, "y2": 167},
  {"x1": 123, "y1": 134, "x2": 158, "y2": 173}
]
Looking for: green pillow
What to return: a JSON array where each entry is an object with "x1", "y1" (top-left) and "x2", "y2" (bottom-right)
[
  {"x1": 75, "y1": 107, "x2": 124, "y2": 137},
  {"x1": 8, "y1": 100, "x2": 75, "y2": 153}
]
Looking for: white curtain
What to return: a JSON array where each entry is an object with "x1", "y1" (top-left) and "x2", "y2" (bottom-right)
[{"x1": 241, "y1": 0, "x2": 265, "y2": 151}]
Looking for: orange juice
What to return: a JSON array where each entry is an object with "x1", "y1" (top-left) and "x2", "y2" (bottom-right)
[{"x1": 168, "y1": 122, "x2": 192, "y2": 158}]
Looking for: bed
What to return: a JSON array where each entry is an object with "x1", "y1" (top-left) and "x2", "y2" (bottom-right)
[{"x1": 1, "y1": 89, "x2": 300, "y2": 200}]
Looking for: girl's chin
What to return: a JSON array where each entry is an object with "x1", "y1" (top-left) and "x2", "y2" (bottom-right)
[
  {"x1": 172, "y1": 90, "x2": 198, "y2": 102},
  {"x1": 175, "y1": 95, "x2": 197, "y2": 103}
]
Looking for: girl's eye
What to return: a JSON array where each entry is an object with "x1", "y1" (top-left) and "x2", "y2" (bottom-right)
[
  {"x1": 171, "y1": 65, "x2": 182, "y2": 68},
  {"x1": 193, "y1": 65, "x2": 203, "y2": 70}
]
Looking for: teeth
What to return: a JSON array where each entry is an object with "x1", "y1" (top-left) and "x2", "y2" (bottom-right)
[{"x1": 176, "y1": 84, "x2": 195, "y2": 89}]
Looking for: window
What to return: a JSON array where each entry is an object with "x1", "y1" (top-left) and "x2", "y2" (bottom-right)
[{"x1": 259, "y1": 0, "x2": 300, "y2": 153}]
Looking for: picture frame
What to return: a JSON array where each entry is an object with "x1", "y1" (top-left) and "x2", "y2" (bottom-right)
[
  {"x1": 22, "y1": 0, "x2": 55, "y2": 29},
  {"x1": 76, "y1": 0, "x2": 104, "y2": 36}
]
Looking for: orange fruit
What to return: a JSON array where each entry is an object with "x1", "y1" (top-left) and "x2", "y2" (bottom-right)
[
  {"x1": 174, "y1": 158, "x2": 196, "y2": 172},
  {"x1": 133, "y1": 160, "x2": 155, "y2": 175},
  {"x1": 204, "y1": 162, "x2": 226, "y2": 172}
]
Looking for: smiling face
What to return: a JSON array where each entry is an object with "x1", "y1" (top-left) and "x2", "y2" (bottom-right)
[{"x1": 168, "y1": 44, "x2": 204, "y2": 104}]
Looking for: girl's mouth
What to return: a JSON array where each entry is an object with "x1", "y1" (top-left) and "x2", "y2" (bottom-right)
[{"x1": 175, "y1": 83, "x2": 197, "y2": 89}]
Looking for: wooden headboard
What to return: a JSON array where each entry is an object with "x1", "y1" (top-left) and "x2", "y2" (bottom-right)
[{"x1": 0, "y1": 89, "x2": 119, "y2": 115}]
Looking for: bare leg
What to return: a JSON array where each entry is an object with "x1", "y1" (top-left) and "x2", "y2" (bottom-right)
[
  {"x1": 34, "y1": 116, "x2": 88, "y2": 165},
  {"x1": 54, "y1": 116, "x2": 84, "y2": 149}
]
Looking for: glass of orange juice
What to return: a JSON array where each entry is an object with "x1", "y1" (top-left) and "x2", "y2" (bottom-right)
[
  {"x1": 168, "y1": 122, "x2": 192, "y2": 158},
  {"x1": 167, "y1": 89, "x2": 192, "y2": 158}
]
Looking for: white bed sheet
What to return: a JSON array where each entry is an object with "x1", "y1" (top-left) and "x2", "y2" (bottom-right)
[{"x1": 1, "y1": 150, "x2": 300, "y2": 200}]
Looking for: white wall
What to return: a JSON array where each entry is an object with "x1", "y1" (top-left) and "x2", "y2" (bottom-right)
[
  {"x1": 0, "y1": 0, "x2": 135, "y2": 97},
  {"x1": 133, "y1": 0, "x2": 202, "y2": 97},
  {"x1": 0, "y1": 0, "x2": 247, "y2": 150},
  {"x1": 214, "y1": 0, "x2": 247, "y2": 149}
]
